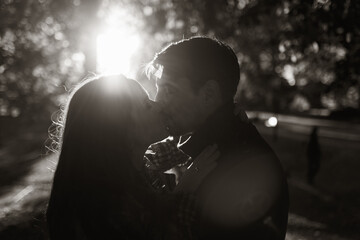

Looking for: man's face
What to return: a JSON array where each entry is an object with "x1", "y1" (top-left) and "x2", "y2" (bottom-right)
[{"x1": 155, "y1": 72, "x2": 203, "y2": 136}]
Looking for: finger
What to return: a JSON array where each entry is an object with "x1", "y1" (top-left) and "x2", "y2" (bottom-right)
[
  {"x1": 204, "y1": 165, "x2": 217, "y2": 176},
  {"x1": 195, "y1": 149, "x2": 220, "y2": 167},
  {"x1": 196, "y1": 144, "x2": 217, "y2": 159},
  {"x1": 194, "y1": 144, "x2": 218, "y2": 163},
  {"x1": 206, "y1": 151, "x2": 220, "y2": 162},
  {"x1": 197, "y1": 153, "x2": 220, "y2": 170},
  {"x1": 192, "y1": 157, "x2": 218, "y2": 175},
  {"x1": 203, "y1": 160, "x2": 218, "y2": 171},
  {"x1": 197, "y1": 165, "x2": 216, "y2": 177}
]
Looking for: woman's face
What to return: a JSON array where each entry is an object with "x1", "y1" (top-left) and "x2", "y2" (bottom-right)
[{"x1": 131, "y1": 88, "x2": 168, "y2": 146}]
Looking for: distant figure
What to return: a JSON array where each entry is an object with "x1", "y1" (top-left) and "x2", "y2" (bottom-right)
[{"x1": 306, "y1": 127, "x2": 322, "y2": 185}]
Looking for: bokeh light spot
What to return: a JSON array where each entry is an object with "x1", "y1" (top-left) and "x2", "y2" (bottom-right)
[{"x1": 265, "y1": 117, "x2": 278, "y2": 127}]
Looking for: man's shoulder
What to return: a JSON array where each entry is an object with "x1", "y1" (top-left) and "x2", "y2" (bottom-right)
[
  {"x1": 199, "y1": 154, "x2": 286, "y2": 230},
  {"x1": 222, "y1": 131, "x2": 281, "y2": 170},
  {"x1": 199, "y1": 132, "x2": 286, "y2": 222},
  {"x1": 219, "y1": 145, "x2": 283, "y2": 185}
]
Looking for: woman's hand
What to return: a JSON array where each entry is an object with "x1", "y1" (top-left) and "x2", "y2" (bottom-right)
[{"x1": 174, "y1": 144, "x2": 219, "y2": 193}]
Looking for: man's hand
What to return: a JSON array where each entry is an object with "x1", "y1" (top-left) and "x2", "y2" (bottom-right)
[{"x1": 174, "y1": 144, "x2": 219, "y2": 193}]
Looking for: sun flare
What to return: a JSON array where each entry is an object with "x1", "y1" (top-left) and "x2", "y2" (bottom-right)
[{"x1": 97, "y1": 28, "x2": 140, "y2": 77}]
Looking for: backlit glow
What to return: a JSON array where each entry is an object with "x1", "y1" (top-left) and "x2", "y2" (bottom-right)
[{"x1": 97, "y1": 29, "x2": 140, "y2": 77}]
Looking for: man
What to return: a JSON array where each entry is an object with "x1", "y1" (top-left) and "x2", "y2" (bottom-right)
[{"x1": 147, "y1": 36, "x2": 289, "y2": 239}]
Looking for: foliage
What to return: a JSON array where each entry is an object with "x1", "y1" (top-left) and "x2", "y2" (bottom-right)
[
  {"x1": 0, "y1": 0, "x2": 101, "y2": 120},
  {"x1": 0, "y1": 0, "x2": 359, "y2": 124},
  {"x1": 127, "y1": 0, "x2": 360, "y2": 113}
]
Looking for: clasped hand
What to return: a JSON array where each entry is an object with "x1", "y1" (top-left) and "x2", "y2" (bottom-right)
[{"x1": 175, "y1": 144, "x2": 219, "y2": 193}]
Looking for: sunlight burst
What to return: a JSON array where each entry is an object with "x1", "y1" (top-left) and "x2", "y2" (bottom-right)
[{"x1": 97, "y1": 28, "x2": 140, "y2": 77}]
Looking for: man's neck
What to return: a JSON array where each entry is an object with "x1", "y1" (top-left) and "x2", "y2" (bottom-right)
[{"x1": 180, "y1": 101, "x2": 237, "y2": 157}]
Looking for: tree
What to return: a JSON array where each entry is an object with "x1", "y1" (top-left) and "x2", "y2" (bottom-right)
[
  {"x1": 0, "y1": 0, "x2": 93, "y2": 121},
  {"x1": 1, "y1": 0, "x2": 358, "y2": 123},
  {"x1": 127, "y1": 0, "x2": 360, "y2": 113}
]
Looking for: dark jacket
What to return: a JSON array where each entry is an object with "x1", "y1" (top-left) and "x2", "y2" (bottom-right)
[{"x1": 181, "y1": 102, "x2": 289, "y2": 240}]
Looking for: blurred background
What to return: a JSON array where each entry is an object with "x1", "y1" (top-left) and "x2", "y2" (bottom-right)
[{"x1": 0, "y1": 0, "x2": 359, "y2": 239}]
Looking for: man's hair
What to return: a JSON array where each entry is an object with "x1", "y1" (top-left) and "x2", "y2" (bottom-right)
[{"x1": 147, "y1": 36, "x2": 240, "y2": 100}]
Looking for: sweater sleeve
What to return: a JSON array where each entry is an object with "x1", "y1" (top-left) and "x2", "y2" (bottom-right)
[{"x1": 145, "y1": 139, "x2": 192, "y2": 172}]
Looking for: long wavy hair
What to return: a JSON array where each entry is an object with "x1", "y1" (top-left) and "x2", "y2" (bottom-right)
[{"x1": 46, "y1": 75, "x2": 152, "y2": 239}]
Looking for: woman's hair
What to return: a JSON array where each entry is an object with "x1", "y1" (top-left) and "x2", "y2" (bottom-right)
[{"x1": 46, "y1": 75, "x2": 149, "y2": 239}]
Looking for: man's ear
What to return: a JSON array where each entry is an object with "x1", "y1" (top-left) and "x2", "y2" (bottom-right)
[{"x1": 200, "y1": 80, "x2": 222, "y2": 107}]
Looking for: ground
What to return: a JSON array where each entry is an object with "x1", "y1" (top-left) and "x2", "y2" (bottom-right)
[{"x1": 0, "y1": 119, "x2": 359, "y2": 239}]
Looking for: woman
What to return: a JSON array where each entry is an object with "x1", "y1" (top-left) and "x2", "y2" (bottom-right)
[{"x1": 46, "y1": 75, "x2": 217, "y2": 239}]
